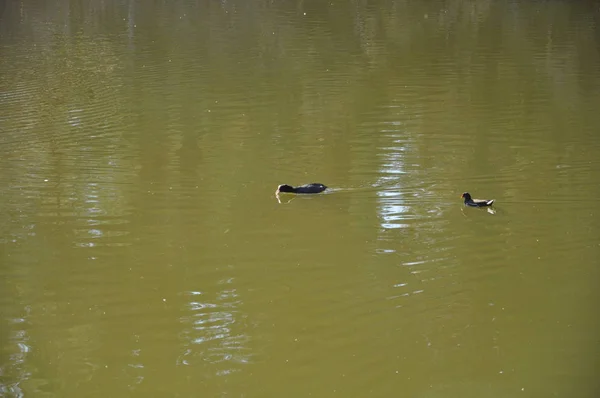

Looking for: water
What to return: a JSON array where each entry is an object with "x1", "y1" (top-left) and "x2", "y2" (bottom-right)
[{"x1": 1, "y1": 0, "x2": 599, "y2": 397}]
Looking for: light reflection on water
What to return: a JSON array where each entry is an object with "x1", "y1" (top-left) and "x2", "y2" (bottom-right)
[
  {"x1": 178, "y1": 282, "x2": 252, "y2": 375},
  {"x1": 1, "y1": 312, "x2": 31, "y2": 398}
]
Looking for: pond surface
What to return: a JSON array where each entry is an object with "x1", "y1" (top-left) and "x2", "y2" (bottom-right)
[{"x1": 1, "y1": 1, "x2": 599, "y2": 397}]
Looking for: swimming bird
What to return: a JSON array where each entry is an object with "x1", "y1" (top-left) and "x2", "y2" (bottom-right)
[
  {"x1": 461, "y1": 192, "x2": 494, "y2": 207},
  {"x1": 276, "y1": 183, "x2": 327, "y2": 195}
]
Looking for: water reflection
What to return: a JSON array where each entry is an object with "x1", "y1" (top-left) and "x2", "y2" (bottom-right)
[
  {"x1": 376, "y1": 129, "x2": 411, "y2": 229},
  {"x1": 178, "y1": 278, "x2": 251, "y2": 375},
  {"x1": 71, "y1": 183, "x2": 132, "y2": 249},
  {"x1": 0, "y1": 311, "x2": 31, "y2": 398},
  {"x1": 125, "y1": 336, "x2": 145, "y2": 389},
  {"x1": 378, "y1": 189, "x2": 410, "y2": 229}
]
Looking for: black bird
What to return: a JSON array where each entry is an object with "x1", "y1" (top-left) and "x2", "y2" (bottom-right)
[
  {"x1": 276, "y1": 183, "x2": 327, "y2": 195},
  {"x1": 461, "y1": 192, "x2": 494, "y2": 207}
]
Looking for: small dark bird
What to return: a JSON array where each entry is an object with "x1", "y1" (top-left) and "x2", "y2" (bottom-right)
[
  {"x1": 461, "y1": 192, "x2": 494, "y2": 207},
  {"x1": 276, "y1": 183, "x2": 327, "y2": 195}
]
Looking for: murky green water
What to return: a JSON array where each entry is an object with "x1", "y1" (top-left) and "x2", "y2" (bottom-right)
[{"x1": 1, "y1": 1, "x2": 599, "y2": 397}]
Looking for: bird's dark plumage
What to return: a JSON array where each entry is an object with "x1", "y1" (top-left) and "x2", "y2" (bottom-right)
[
  {"x1": 461, "y1": 192, "x2": 494, "y2": 207},
  {"x1": 276, "y1": 183, "x2": 327, "y2": 195}
]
